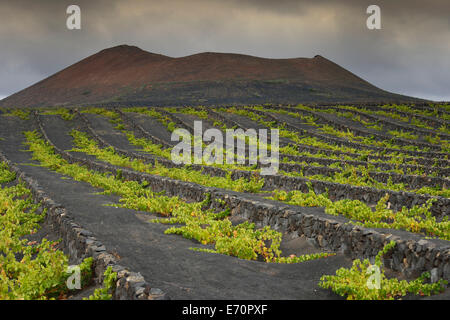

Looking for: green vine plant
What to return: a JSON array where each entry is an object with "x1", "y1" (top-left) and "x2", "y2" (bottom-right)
[
  {"x1": 1, "y1": 109, "x2": 31, "y2": 120},
  {"x1": 283, "y1": 104, "x2": 447, "y2": 149},
  {"x1": 8, "y1": 106, "x2": 448, "y2": 170},
  {"x1": 23, "y1": 131, "x2": 334, "y2": 264},
  {"x1": 69, "y1": 129, "x2": 264, "y2": 193},
  {"x1": 86, "y1": 107, "x2": 447, "y2": 176},
  {"x1": 269, "y1": 188, "x2": 449, "y2": 240},
  {"x1": 124, "y1": 106, "x2": 272, "y2": 157},
  {"x1": 125, "y1": 114, "x2": 431, "y2": 175},
  {"x1": 290, "y1": 105, "x2": 442, "y2": 152},
  {"x1": 66, "y1": 106, "x2": 447, "y2": 195},
  {"x1": 319, "y1": 241, "x2": 448, "y2": 300},
  {"x1": 75, "y1": 110, "x2": 449, "y2": 197},
  {"x1": 85, "y1": 267, "x2": 117, "y2": 300},
  {"x1": 342, "y1": 104, "x2": 450, "y2": 136},
  {"x1": 0, "y1": 161, "x2": 93, "y2": 300},
  {"x1": 82, "y1": 107, "x2": 267, "y2": 170},
  {"x1": 40, "y1": 107, "x2": 76, "y2": 121},
  {"x1": 227, "y1": 107, "x2": 448, "y2": 189},
  {"x1": 264, "y1": 105, "x2": 437, "y2": 152},
  {"x1": 280, "y1": 164, "x2": 449, "y2": 198},
  {"x1": 10, "y1": 107, "x2": 447, "y2": 197},
  {"x1": 225, "y1": 106, "x2": 442, "y2": 167},
  {"x1": 69, "y1": 127, "x2": 450, "y2": 207}
]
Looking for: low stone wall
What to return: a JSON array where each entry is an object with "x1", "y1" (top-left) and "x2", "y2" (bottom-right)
[
  {"x1": 209, "y1": 190, "x2": 450, "y2": 281},
  {"x1": 277, "y1": 161, "x2": 448, "y2": 191},
  {"x1": 303, "y1": 105, "x2": 450, "y2": 141},
  {"x1": 0, "y1": 151, "x2": 168, "y2": 300},
  {"x1": 116, "y1": 109, "x2": 173, "y2": 149},
  {"x1": 34, "y1": 115, "x2": 450, "y2": 282},
  {"x1": 234, "y1": 171, "x2": 449, "y2": 218},
  {"x1": 280, "y1": 153, "x2": 449, "y2": 177},
  {"x1": 207, "y1": 107, "x2": 450, "y2": 168},
  {"x1": 120, "y1": 109, "x2": 443, "y2": 181},
  {"x1": 72, "y1": 112, "x2": 449, "y2": 218},
  {"x1": 323, "y1": 103, "x2": 449, "y2": 128},
  {"x1": 262, "y1": 106, "x2": 443, "y2": 152},
  {"x1": 119, "y1": 104, "x2": 450, "y2": 170},
  {"x1": 253, "y1": 107, "x2": 448, "y2": 159}
]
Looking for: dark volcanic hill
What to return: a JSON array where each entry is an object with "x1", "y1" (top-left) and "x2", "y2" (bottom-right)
[{"x1": 0, "y1": 45, "x2": 422, "y2": 108}]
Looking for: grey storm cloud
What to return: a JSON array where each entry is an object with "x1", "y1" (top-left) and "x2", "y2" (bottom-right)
[{"x1": 0, "y1": 0, "x2": 449, "y2": 101}]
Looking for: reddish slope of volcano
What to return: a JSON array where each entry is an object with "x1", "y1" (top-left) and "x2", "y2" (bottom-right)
[{"x1": 0, "y1": 45, "x2": 419, "y2": 108}]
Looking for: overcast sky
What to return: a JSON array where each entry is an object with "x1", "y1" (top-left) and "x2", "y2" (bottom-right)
[{"x1": 1, "y1": 0, "x2": 449, "y2": 101}]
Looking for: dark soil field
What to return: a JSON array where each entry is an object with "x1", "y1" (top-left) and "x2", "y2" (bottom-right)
[{"x1": 0, "y1": 103, "x2": 449, "y2": 300}]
